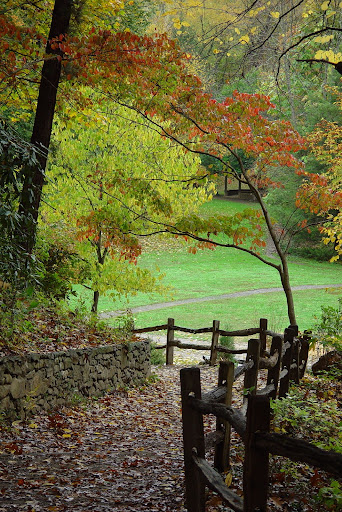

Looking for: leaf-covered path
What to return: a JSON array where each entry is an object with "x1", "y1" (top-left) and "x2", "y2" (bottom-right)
[{"x1": 0, "y1": 365, "x2": 241, "y2": 512}]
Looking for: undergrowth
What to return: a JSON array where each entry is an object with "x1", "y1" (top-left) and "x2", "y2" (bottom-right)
[
  {"x1": 270, "y1": 373, "x2": 342, "y2": 511},
  {"x1": 0, "y1": 292, "x2": 136, "y2": 356}
]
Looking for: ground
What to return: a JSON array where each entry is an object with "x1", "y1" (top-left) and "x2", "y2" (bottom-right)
[
  {"x1": 0, "y1": 365, "x2": 225, "y2": 512},
  {"x1": 0, "y1": 360, "x2": 340, "y2": 512}
]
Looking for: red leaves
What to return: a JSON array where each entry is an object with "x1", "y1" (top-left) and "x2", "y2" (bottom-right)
[{"x1": 3, "y1": 442, "x2": 23, "y2": 455}]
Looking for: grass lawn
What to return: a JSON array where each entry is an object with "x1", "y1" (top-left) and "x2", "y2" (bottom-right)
[
  {"x1": 105, "y1": 288, "x2": 340, "y2": 334},
  {"x1": 70, "y1": 198, "x2": 342, "y2": 332}
]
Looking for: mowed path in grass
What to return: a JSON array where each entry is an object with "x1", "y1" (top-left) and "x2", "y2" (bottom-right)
[{"x1": 101, "y1": 283, "x2": 342, "y2": 318}]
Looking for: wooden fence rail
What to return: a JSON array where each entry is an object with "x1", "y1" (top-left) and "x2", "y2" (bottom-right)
[
  {"x1": 133, "y1": 315, "x2": 310, "y2": 400},
  {"x1": 133, "y1": 317, "x2": 276, "y2": 365},
  {"x1": 181, "y1": 364, "x2": 342, "y2": 512}
]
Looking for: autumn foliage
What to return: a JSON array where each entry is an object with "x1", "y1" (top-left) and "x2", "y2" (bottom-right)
[
  {"x1": 296, "y1": 87, "x2": 342, "y2": 261},
  {"x1": 0, "y1": 4, "x2": 308, "y2": 321}
]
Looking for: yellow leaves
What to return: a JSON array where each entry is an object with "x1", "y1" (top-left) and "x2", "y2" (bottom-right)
[
  {"x1": 239, "y1": 35, "x2": 250, "y2": 45},
  {"x1": 313, "y1": 34, "x2": 334, "y2": 43},
  {"x1": 224, "y1": 472, "x2": 233, "y2": 487},
  {"x1": 172, "y1": 18, "x2": 190, "y2": 30},
  {"x1": 250, "y1": 27, "x2": 257, "y2": 35},
  {"x1": 173, "y1": 19, "x2": 181, "y2": 30},
  {"x1": 248, "y1": 5, "x2": 266, "y2": 17},
  {"x1": 314, "y1": 49, "x2": 342, "y2": 64},
  {"x1": 330, "y1": 254, "x2": 340, "y2": 262},
  {"x1": 184, "y1": 0, "x2": 200, "y2": 6},
  {"x1": 270, "y1": 11, "x2": 280, "y2": 19},
  {"x1": 234, "y1": 28, "x2": 240, "y2": 35},
  {"x1": 321, "y1": 1, "x2": 329, "y2": 10},
  {"x1": 213, "y1": 48, "x2": 220, "y2": 54},
  {"x1": 274, "y1": 426, "x2": 287, "y2": 434},
  {"x1": 28, "y1": 422, "x2": 39, "y2": 429}
]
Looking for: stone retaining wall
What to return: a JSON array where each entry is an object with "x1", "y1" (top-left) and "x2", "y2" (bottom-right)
[{"x1": 0, "y1": 340, "x2": 150, "y2": 419}]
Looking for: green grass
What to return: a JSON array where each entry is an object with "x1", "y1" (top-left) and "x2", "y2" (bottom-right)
[
  {"x1": 104, "y1": 288, "x2": 339, "y2": 333},
  {"x1": 69, "y1": 198, "x2": 342, "y2": 332}
]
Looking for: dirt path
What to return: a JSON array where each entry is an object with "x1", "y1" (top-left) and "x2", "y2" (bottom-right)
[
  {"x1": 0, "y1": 365, "x2": 243, "y2": 512},
  {"x1": 100, "y1": 283, "x2": 342, "y2": 318}
]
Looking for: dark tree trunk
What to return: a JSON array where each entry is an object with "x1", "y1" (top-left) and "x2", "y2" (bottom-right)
[
  {"x1": 18, "y1": 0, "x2": 72, "y2": 253},
  {"x1": 90, "y1": 238, "x2": 108, "y2": 313},
  {"x1": 91, "y1": 290, "x2": 100, "y2": 313}
]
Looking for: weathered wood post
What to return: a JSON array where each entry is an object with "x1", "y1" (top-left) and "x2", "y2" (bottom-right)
[
  {"x1": 279, "y1": 327, "x2": 295, "y2": 398},
  {"x1": 214, "y1": 361, "x2": 234, "y2": 472},
  {"x1": 259, "y1": 318, "x2": 268, "y2": 353},
  {"x1": 288, "y1": 325, "x2": 299, "y2": 384},
  {"x1": 243, "y1": 395, "x2": 270, "y2": 512},
  {"x1": 180, "y1": 367, "x2": 206, "y2": 512},
  {"x1": 244, "y1": 339, "x2": 260, "y2": 398},
  {"x1": 166, "y1": 317, "x2": 175, "y2": 366},
  {"x1": 266, "y1": 336, "x2": 283, "y2": 399},
  {"x1": 290, "y1": 339, "x2": 300, "y2": 384},
  {"x1": 210, "y1": 320, "x2": 220, "y2": 366},
  {"x1": 298, "y1": 332, "x2": 311, "y2": 379}
]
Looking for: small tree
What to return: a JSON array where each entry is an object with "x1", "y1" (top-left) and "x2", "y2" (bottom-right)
[
  {"x1": 120, "y1": 90, "x2": 306, "y2": 325},
  {"x1": 44, "y1": 105, "x2": 213, "y2": 311}
]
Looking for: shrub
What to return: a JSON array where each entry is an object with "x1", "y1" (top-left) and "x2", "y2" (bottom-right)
[
  {"x1": 312, "y1": 297, "x2": 342, "y2": 352},
  {"x1": 34, "y1": 222, "x2": 91, "y2": 301},
  {"x1": 271, "y1": 380, "x2": 342, "y2": 510},
  {"x1": 150, "y1": 342, "x2": 166, "y2": 365},
  {"x1": 218, "y1": 327, "x2": 236, "y2": 363}
]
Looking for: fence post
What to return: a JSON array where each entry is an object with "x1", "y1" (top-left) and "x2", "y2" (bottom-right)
[
  {"x1": 210, "y1": 320, "x2": 220, "y2": 366},
  {"x1": 279, "y1": 327, "x2": 295, "y2": 398},
  {"x1": 214, "y1": 361, "x2": 234, "y2": 472},
  {"x1": 266, "y1": 336, "x2": 283, "y2": 399},
  {"x1": 288, "y1": 325, "x2": 299, "y2": 384},
  {"x1": 289, "y1": 338, "x2": 300, "y2": 384},
  {"x1": 298, "y1": 332, "x2": 311, "y2": 379},
  {"x1": 259, "y1": 318, "x2": 268, "y2": 353},
  {"x1": 244, "y1": 339, "x2": 260, "y2": 398},
  {"x1": 243, "y1": 395, "x2": 270, "y2": 512},
  {"x1": 166, "y1": 317, "x2": 175, "y2": 366},
  {"x1": 180, "y1": 367, "x2": 206, "y2": 512}
]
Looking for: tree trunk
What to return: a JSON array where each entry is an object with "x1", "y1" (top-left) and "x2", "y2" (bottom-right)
[
  {"x1": 90, "y1": 237, "x2": 108, "y2": 313},
  {"x1": 279, "y1": 259, "x2": 296, "y2": 325},
  {"x1": 18, "y1": 0, "x2": 72, "y2": 253},
  {"x1": 240, "y1": 165, "x2": 297, "y2": 326},
  {"x1": 91, "y1": 290, "x2": 100, "y2": 313}
]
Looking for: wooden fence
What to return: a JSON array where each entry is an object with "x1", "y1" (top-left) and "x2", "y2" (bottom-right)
[
  {"x1": 133, "y1": 317, "x2": 287, "y2": 366},
  {"x1": 181, "y1": 361, "x2": 342, "y2": 512}
]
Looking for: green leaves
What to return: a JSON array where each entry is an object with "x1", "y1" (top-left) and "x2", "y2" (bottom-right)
[{"x1": 43, "y1": 103, "x2": 212, "y2": 305}]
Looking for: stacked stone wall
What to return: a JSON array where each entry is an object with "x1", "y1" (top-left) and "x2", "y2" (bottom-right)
[{"x1": 0, "y1": 340, "x2": 150, "y2": 419}]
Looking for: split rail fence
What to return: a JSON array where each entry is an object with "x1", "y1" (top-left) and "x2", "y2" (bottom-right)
[
  {"x1": 180, "y1": 350, "x2": 342, "y2": 511},
  {"x1": 133, "y1": 317, "x2": 296, "y2": 367}
]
